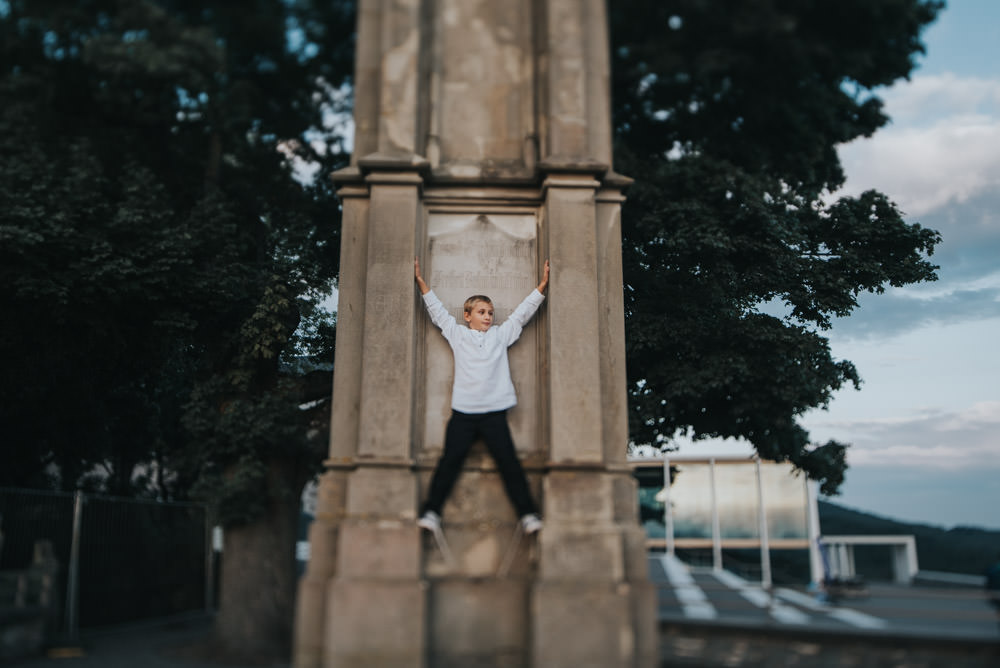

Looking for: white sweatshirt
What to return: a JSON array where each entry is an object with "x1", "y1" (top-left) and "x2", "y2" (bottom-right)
[{"x1": 421, "y1": 289, "x2": 545, "y2": 413}]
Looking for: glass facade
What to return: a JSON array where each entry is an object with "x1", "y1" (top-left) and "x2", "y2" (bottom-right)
[
  {"x1": 635, "y1": 464, "x2": 666, "y2": 540},
  {"x1": 714, "y1": 461, "x2": 760, "y2": 540},
  {"x1": 632, "y1": 456, "x2": 811, "y2": 547},
  {"x1": 759, "y1": 463, "x2": 809, "y2": 542}
]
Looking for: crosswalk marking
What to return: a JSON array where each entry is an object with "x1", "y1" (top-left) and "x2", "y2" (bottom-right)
[
  {"x1": 652, "y1": 557, "x2": 891, "y2": 631},
  {"x1": 828, "y1": 607, "x2": 888, "y2": 630},
  {"x1": 775, "y1": 587, "x2": 829, "y2": 612},
  {"x1": 775, "y1": 588, "x2": 888, "y2": 629},
  {"x1": 712, "y1": 570, "x2": 810, "y2": 625},
  {"x1": 660, "y1": 554, "x2": 718, "y2": 620}
]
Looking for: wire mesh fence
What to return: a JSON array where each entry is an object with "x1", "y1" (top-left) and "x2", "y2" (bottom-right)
[{"x1": 0, "y1": 487, "x2": 211, "y2": 635}]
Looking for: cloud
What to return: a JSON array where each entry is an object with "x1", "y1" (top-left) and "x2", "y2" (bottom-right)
[
  {"x1": 837, "y1": 73, "x2": 1000, "y2": 218},
  {"x1": 830, "y1": 283, "x2": 1000, "y2": 340},
  {"x1": 808, "y1": 401, "x2": 1000, "y2": 471},
  {"x1": 879, "y1": 73, "x2": 1000, "y2": 127},
  {"x1": 821, "y1": 73, "x2": 1000, "y2": 340}
]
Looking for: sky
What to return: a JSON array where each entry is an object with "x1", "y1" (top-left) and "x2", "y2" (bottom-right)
[
  {"x1": 686, "y1": 1, "x2": 1000, "y2": 531},
  {"x1": 807, "y1": 0, "x2": 1000, "y2": 530}
]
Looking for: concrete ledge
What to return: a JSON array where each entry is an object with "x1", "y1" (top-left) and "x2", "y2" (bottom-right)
[
  {"x1": 659, "y1": 617, "x2": 1000, "y2": 667},
  {"x1": 914, "y1": 570, "x2": 987, "y2": 588}
]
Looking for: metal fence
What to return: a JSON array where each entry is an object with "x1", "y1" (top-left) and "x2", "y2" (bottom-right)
[{"x1": 0, "y1": 487, "x2": 212, "y2": 637}]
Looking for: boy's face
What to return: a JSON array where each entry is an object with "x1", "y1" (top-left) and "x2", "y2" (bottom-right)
[{"x1": 464, "y1": 300, "x2": 494, "y2": 331}]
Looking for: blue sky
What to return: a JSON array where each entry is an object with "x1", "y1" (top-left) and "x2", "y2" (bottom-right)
[
  {"x1": 678, "y1": 1, "x2": 1000, "y2": 531},
  {"x1": 804, "y1": 0, "x2": 1000, "y2": 530}
]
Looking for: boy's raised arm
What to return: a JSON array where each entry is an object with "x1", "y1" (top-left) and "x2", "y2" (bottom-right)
[
  {"x1": 414, "y1": 257, "x2": 430, "y2": 295},
  {"x1": 536, "y1": 259, "x2": 550, "y2": 294}
]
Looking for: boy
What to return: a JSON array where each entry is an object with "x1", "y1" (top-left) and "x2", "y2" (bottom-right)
[{"x1": 414, "y1": 257, "x2": 549, "y2": 535}]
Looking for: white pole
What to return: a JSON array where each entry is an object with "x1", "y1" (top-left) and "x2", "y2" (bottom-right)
[
  {"x1": 663, "y1": 457, "x2": 674, "y2": 556},
  {"x1": 806, "y1": 480, "x2": 824, "y2": 587},
  {"x1": 709, "y1": 459, "x2": 721, "y2": 571},
  {"x1": 754, "y1": 458, "x2": 772, "y2": 589}
]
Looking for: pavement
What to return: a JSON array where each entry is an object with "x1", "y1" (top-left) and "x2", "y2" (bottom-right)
[
  {"x1": 648, "y1": 552, "x2": 1000, "y2": 641},
  {"x1": 6, "y1": 614, "x2": 289, "y2": 668},
  {"x1": 6, "y1": 556, "x2": 1000, "y2": 667}
]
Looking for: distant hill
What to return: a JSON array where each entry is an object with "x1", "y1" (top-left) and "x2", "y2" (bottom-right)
[{"x1": 819, "y1": 500, "x2": 1000, "y2": 578}]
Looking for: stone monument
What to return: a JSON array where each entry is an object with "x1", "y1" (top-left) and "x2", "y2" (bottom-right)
[{"x1": 293, "y1": 1, "x2": 656, "y2": 666}]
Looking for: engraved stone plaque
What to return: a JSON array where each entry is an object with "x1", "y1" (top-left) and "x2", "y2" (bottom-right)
[{"x1": 420, "y1": 213, "x2": 540, "y2": 459}]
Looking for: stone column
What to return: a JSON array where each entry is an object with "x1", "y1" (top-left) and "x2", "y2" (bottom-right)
[
  {"x1": 293, "y1": 159, "x2": 431, "y2": 668},
  {"x1": 293, "y1": 1, "x2": 655, "y2": 666}
]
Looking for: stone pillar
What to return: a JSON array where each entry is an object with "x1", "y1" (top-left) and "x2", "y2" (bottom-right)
[{"x1": 293, "y1": 1, "x2": 655, "y2": 666}]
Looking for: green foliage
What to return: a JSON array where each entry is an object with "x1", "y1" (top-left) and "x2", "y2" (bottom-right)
[
  {"x1": 181, "y1": 375, "x2": 323, "y2": 527},
  {"x1": 0, "y1": 1, "x2": 354, "y2": 517},
  {"x1": 3, "y1": 0, "x2": 951, "y2": 508},
  {"x1": 611, "y1": 0, "x2": 944, "y2": 494}
]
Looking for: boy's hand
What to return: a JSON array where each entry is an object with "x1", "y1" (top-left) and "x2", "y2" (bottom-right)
[
  {"x1": 537, "y1": 259, "x2": 550, "y2": 293},
  {"x1": 414, "y1": 257, "x2": 430, "y2": 294}
]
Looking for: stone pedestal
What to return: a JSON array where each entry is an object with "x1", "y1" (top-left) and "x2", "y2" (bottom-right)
[{"x1": 293, "y1": 2, "x2": 655, "y2": 666}]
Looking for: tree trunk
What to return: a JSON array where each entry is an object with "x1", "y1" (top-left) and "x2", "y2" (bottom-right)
[{"x1": 212, "y1": 463, "x2": 303, "y2": 662}]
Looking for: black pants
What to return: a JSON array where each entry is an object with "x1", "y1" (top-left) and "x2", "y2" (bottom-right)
[{"x1": 422, "y1": 410, "x2": 538, "y2": 518}]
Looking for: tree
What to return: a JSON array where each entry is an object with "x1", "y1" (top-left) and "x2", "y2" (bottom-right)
[
  {"x1": 609, "y1": 0, "x2": 944, "y2": 494},
  {"x1": 1, "y1": 0, "x2": 355, "y2": 658}
]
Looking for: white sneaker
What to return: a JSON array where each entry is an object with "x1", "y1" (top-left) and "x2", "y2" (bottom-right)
[
  {"x1": 417, "y1": 510, "x2": 441, "y2": 532},
  {"x1": 520, "y1": 513, "x2": 543, "y2": 535}
]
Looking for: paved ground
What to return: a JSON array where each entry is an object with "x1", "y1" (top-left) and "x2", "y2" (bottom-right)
[
  {"x1": 6, "y1": 615, "x2": 289, "y2": 668},
  {"x1": 648, "y1": 553, "x2": 1000, "y2": 641},
  {"x1": 649, "y1": 553, "x2": 1000, "y2": 666},
  {"x1": 7, "y1": 556, "x2": 1000, "y2": 667}
]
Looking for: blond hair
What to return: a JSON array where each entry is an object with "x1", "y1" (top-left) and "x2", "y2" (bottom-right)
[{"x1": 463, "y1": 295, "x2": 493, "y2": 313}]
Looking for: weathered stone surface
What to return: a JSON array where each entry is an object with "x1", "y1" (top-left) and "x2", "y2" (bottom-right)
[
  {"x1": 345, "y1": 466, "x2": 417, "y2": 519},
  {"x1": 312, "y1": 470, "x2": 348, "y2": 520},
  {"x1": 431, "y1": 0, "x2": 535, "y2": 174},
  {"x1": 538, "y1": 526, "x2": 625, "y2": 581},
  {"x1": 613, "y1": 471, "x2": 640, "y2": 522},
  {"x1": 428, "y1": 579, "x2": 529, "y2": 667},
  {"x1": 544, "y1": 177, "x2": 605, "y2": 464},
  {"x1": 325, "y1": 193, "x2": 368, "y2": 462},
  {"x1": 336, "y1": 521, "x2": 420, "y2": 579},
  {"x1": 303, "y1": 520, "x2": 338, "y2": 578},
  {"x1": 351, "y1": 0, "x2": 615, "y2": 177},
  {"x1": 543, "y1": 470, "x2": 614, "y2": 522},
  {"x1": 595, "y1": 191, "x2": 630, "y2": 464},
  {"x1": 292, "y1": 523, "x2": 338, "y2": 668},
  {"x1": 532, "y1": 582, "x2": 637, "y2": 668},
  {"x1": 325, "y1": 580, "x2": 427, "y2": 668},
  {"x1": 291, "y1": 576, "x2": 329, "y2": 668},
  {"x1": 356, "y1": 180, "x2": 421, "y2": 460}
]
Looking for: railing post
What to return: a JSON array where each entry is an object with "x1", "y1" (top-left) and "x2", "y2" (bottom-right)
[
  {"x1": 709, "y1": 459, "x2": 722, "y2": 571},
  {"x1": 754, "y1": 458, "x2": 772, "y2": 590},
  {"x1": 663, "y1": 457, "x2": 674, "y2": 557},
  {"x1": 204, "y1": 507, "x2": 215, "y2": 613},
  {"x1": 64, "y1": 490, "x2": 84, "y2": 639}
]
